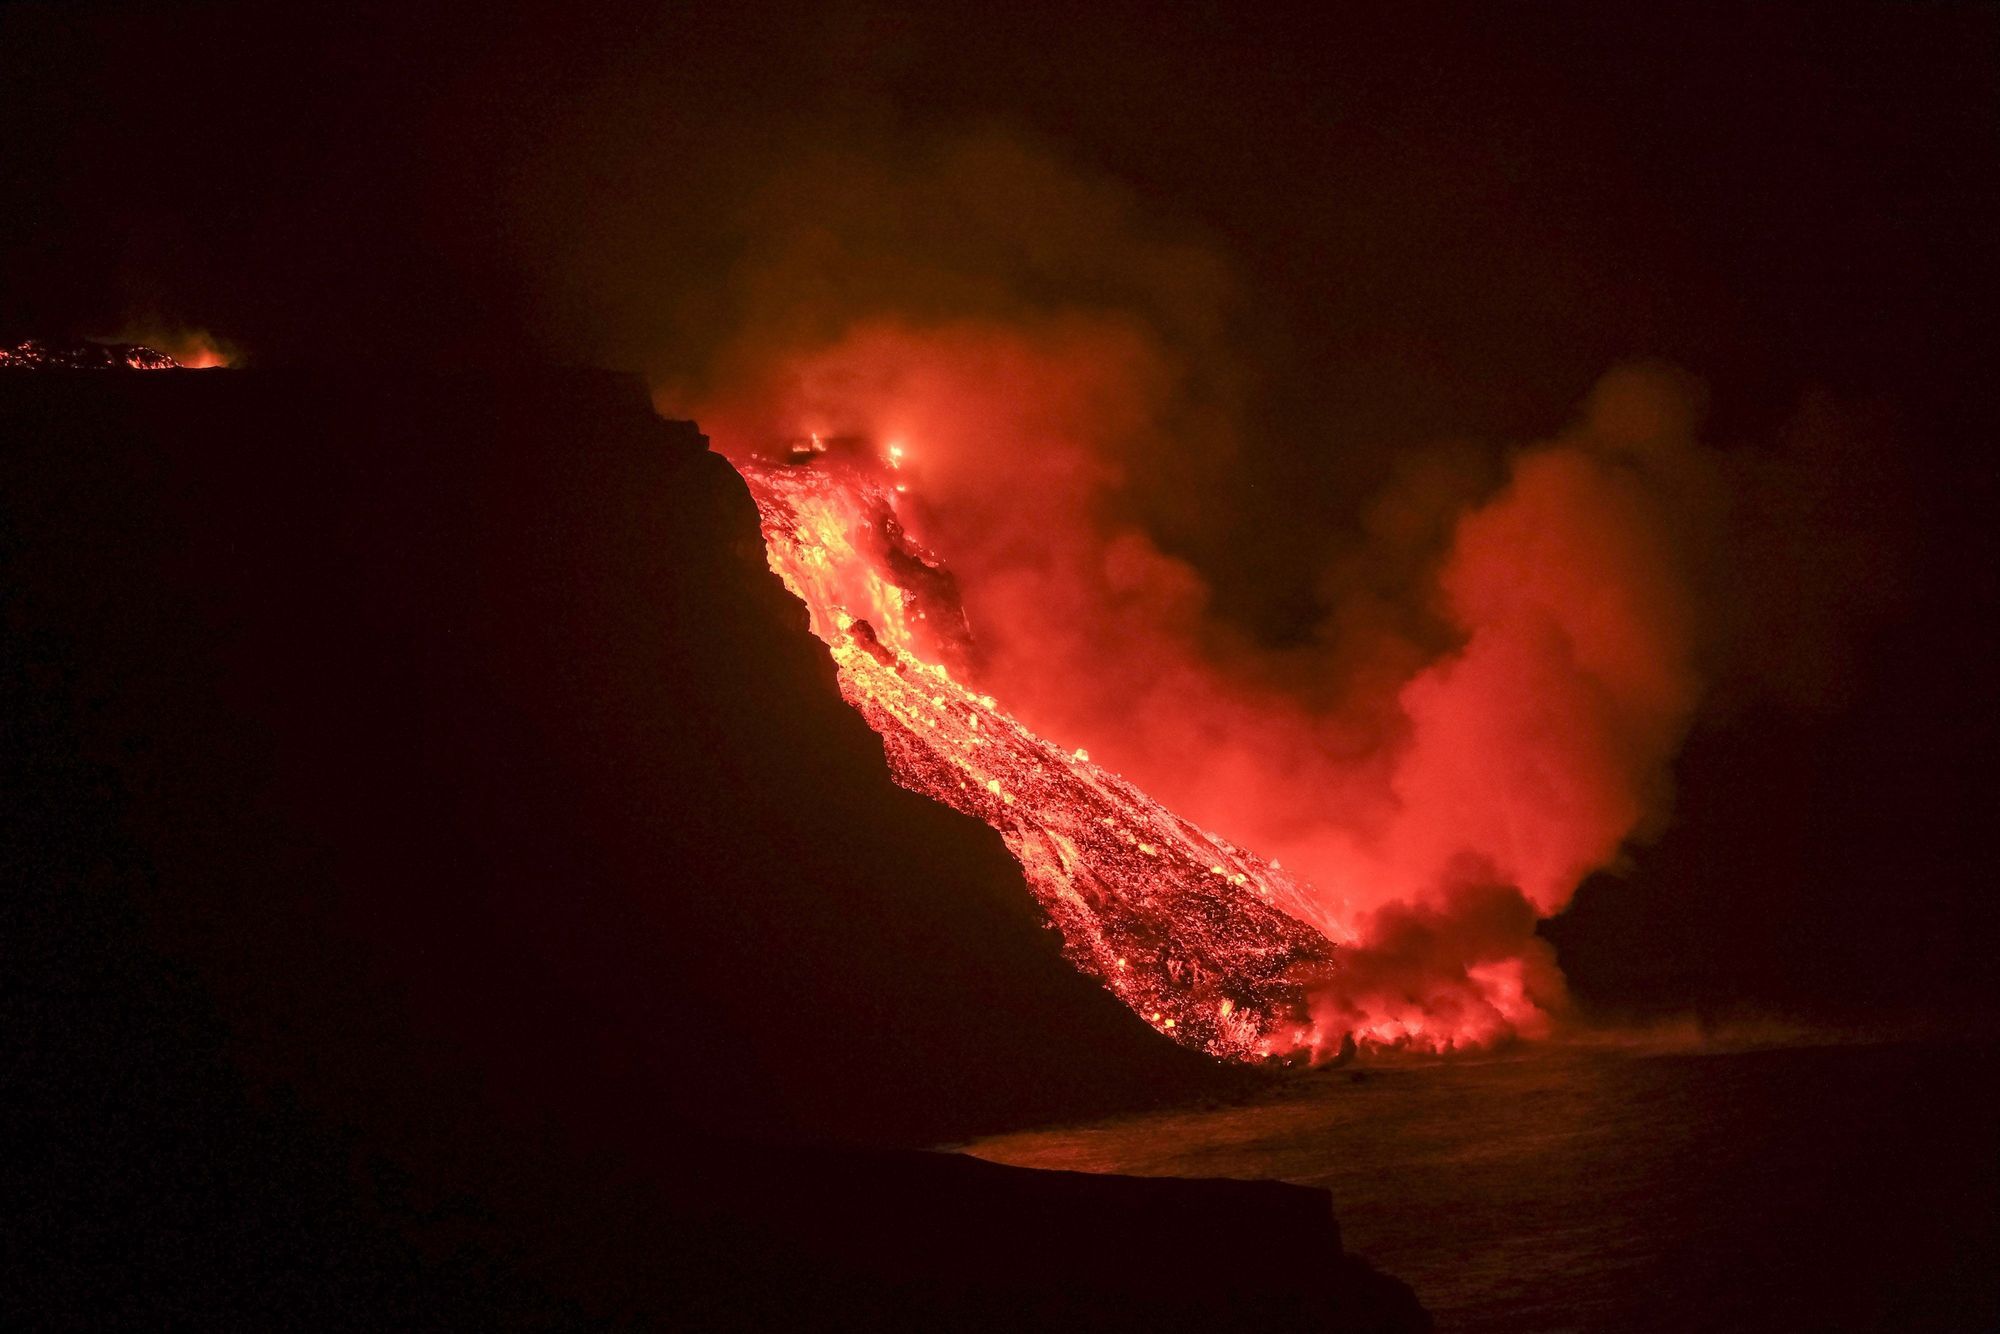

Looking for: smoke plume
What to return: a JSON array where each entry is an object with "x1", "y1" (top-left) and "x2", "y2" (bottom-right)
[{"x1": 669, "y1": 131, "x2": 1876, "y2": 1049}]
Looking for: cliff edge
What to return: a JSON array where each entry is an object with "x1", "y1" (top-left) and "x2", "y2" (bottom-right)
[{"x1": 3, "y1": 367, "x2": 1422, "y2": 1329}]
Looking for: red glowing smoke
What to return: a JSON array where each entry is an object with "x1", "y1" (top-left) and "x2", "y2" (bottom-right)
[
  {"x1": 110, "y1": 324, "x2": 236, "y2": 369},
  {"x1": 690, "y1": 320, "x2": 1719, "y2": 1048}
]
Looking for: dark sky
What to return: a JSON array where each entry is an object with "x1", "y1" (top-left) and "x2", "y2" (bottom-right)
[
  {"x1": 5, "y1": 3, "x2": 1991, "y2": 403},
  {"x1": 4, "y1": 2, "x2": 1990, "y2": 577},
  {"x1": 5, "y1": 0, "x2": 1995, "y2": 1022},
  {"x1": 4, "y1": 1, "x2": 1993, "y2": 591}
]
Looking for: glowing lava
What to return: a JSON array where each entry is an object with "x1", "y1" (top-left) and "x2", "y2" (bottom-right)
[
  {"x1": 0, "y1": 338, "x2": 186, "y2": 370},
  {"x1": 726, "y1": 438, "x2": 1344, "y2": 1062}
]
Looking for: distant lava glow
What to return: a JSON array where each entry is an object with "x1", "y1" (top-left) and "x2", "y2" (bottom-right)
[
  {"x1": 730, "y1": 439, "x2": 1363, "y2": 1063},
  {"x1": 0, "y1": 335, "x2": 232, "y2": 370},
  {"x1": 1, "y1": 338, "x2": 184, "y2": 370}
]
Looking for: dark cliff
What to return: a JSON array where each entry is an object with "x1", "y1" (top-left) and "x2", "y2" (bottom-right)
[{"x1": 3, "y1": 368, "x2": 1420, "y2": 1329}]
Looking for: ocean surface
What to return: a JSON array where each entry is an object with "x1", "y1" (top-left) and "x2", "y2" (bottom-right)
[{"x1": 963, "y1": 1040, "x2": 1997, "y2": 1332}]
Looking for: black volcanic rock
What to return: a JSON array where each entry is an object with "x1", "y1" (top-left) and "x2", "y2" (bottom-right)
[
  {"x1": 3, "y1": 369, "x2": 1426, "y2": 1329},
  {"x1": 1, "y1": 367, "x2": 1236, "y2": 1149},
  {"x1": 670, "y1": 1149, "x2": 1430, "y2": 1332}
]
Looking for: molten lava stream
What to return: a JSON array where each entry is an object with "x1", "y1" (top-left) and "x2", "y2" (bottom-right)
[{"x1": 724, "y1": 440, "x2": 1343, "y2": 1064}]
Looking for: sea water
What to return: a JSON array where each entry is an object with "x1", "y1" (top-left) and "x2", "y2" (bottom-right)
[{"x1": 964, "y1": 1040, "x2": 1996, "y2": 1331}]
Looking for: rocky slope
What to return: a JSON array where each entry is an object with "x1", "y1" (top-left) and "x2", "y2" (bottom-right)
[{"x1": 3, "y1": 367, "x2": 1424, "y2": 1329}]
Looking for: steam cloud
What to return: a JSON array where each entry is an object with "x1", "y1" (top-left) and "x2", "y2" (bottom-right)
[{"x1": 669, "y1": 132, "x2": 1891, "y2": 1049}]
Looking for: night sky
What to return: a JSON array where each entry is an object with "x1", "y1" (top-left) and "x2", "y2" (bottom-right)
[{"x1": 5, "y1": 1, "x2": 1995, "y2": 1024}]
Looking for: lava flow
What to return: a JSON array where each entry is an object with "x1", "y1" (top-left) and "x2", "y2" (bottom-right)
[
  {"x1": 0, "y1": 338, "x2": 185, "y2": 370},
  {"x1": 726, "y1": 436, "x2": 1344, "y2": 1062}
]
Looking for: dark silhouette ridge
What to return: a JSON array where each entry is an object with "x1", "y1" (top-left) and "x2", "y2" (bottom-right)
[{"x1": 3, "y1": 368, "x2": 1423, "y2": 1329}]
